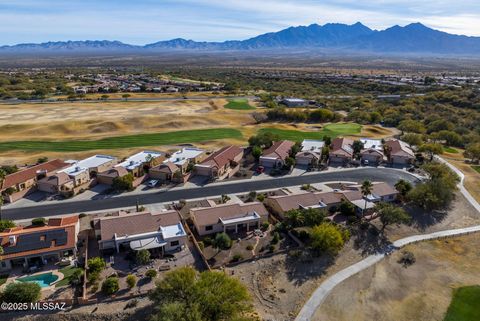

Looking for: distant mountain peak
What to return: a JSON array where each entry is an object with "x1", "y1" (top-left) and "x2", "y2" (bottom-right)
[{"x1": 1, "y1": 22, "x2": 479, "y2": 55}]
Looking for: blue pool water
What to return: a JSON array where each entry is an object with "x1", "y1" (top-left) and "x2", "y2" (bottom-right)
[{"x1": 17, "y1": 272, "x2": 59, "y2": 288}]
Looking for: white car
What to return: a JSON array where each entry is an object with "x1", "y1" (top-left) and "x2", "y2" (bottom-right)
[{"x1": 147, "y1": 179, "x2": 159, "y2": 188}]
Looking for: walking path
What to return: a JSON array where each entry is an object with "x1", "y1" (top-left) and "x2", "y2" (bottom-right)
[{"x1": 295, "y1": 157, "x2": 480, "y2": 321}]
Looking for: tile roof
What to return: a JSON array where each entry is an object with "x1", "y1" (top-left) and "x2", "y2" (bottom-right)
[
  {"x1": 38, "y1": 172, "x2": 72, "y2": 186},
  {"x1": 385, "y1": 139, "x2": 415, "y2": 158},
  {"x1": 98, "y1": 166, "x2": 128, "y2": 178},
  {"x1": 330, "y1": 137, "x2": 354, "y2": 157},
  {"x1": 268, "y1": 191, "x2": 343, "y2": 212},
  {"x1": 0, "y1": 159, "x2": 69, "y2": 190},
  {"x1": 96, "y1": 210, "x2": 182, "y2": 240},
  {"x1": 190, "y1": 202, "x2": 268, "y2": 227},
  {"x1": 198, "y1": 146, "x2": 243, "y2": 168},
  {"x1": 0, "y1": 215, "x2": 78, "y2": 260},
  {"x1": 151, "y1": 161, "x2": 179, "y2": 174},
  {"x1": 261, "y1": 140, "x2": 295, "y2": 160}
]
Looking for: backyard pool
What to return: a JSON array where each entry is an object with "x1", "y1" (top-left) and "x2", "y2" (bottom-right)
[{"x1": 17, "y1": 272, "x2": 59, "y2": 288}]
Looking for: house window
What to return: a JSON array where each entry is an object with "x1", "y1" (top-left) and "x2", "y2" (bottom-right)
[
  {"x1": 40, "y1": 235, "x2": 46, "y2": 241},
  {"x1": 205, "y1": 225, "x2": 213, "y2": 231},
  {"x1": 0, "y1": 261, "x2": 6, "y2": 268},
  {"x1": 170, "y1": 240, "x2": 180, "y2": 247}
]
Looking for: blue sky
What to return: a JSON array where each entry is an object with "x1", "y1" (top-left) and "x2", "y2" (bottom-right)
[{"x1": 0, "y1": 0, "x2": 479, "y2": 45}]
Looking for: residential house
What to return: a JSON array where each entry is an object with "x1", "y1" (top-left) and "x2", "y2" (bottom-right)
[
  {"x1": 0, "y1": 216, "x2": 79, "y2": 271},
  {"x1": 341, "y1": 182, "x2": 399, "y2": 215},
  {"x1": 329, "y1": 138, "x2": 354, "y2": 164},
  {"x1": 266, "y1": 191, "x2": 344, "y2": 218},
  {"x1": 295, "y1": 139, "x2": 324, "y2": 166},
  {"x1": 150, "y1": 148, "x2": 205, "y2": 183},
  {"x1": 38, "y1": 155, "x2": 117, "y2": 196},
  {"x1": 259, "y1": 140, "x2": 295, "y2": 168},
  {"x1": 190, "y1": 202, "x2": 269, "y2": 236},
  {"x1": 360, "y1": 138, "x2": 385, "y2": 165},
  {"x1": 194, "y1": 146, "x2": 244, "y2": 179},
  {"x1": 93, "y1": 210, "x2": 187, "y2": 256},
  {"x1": 96, "y1": 166, "x2": 129, "y2": 185},
  {"x1": 385, "y1": 139, "x2": 415, "y2": 165},
  {"x1": 116, "y1": 150, "x2": 165, "y2": 178},
  {"x1": 0, "y1": 159, "x2": 68, "y2": 203}
]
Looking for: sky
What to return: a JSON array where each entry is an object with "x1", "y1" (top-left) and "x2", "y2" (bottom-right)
[{"x1": 0, "y1": 0, "x2": 480, "y2": 45}]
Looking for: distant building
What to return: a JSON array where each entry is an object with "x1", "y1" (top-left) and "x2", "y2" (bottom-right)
[
  {"x1": 295, "y1": 139, "x2": 325, "y2": 166},
  {"x1": 194, "y1": 146, "x2": 243, "y2": 179},
  {"x1": 280, "y1": 98, "x2": 308, "y2": 108},
  {"x1": 329, "y1": 138, "x2": 354, "y2": 164},
  {"x1": 384, "y1": 139, "x2": 415, "y2": 165},
  {"x1": 359, "y1": 139, "x2": 385, "y2": 165}
]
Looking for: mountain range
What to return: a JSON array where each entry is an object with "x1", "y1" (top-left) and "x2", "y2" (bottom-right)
[{"x1": 2, "y1": 22, "x2": 480, "y2": 55}]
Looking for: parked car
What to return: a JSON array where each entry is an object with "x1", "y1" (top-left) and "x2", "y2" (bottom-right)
[{"x1": 147, "y1": 179, "x2": 159, "y2": 188}]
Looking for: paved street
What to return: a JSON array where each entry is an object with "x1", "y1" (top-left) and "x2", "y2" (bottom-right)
[{"x1": 1, "y1": 168, "x2": 418, "y2": 220}]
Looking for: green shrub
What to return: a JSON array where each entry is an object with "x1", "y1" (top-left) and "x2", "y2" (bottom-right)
[
  {"x1": 268, "y1": 245, "x2": 275, "y2": 253},
  {"x1": 101, "y1": 277, "x2": 119, "y2": 295},
  {"x1": 231, "y1": 254, "x2": 243, "y2": 263},
  {"x1": 136, "y1": 249, "x2": 151, "y2": 265},
  {"x1": 126, "y1": 274, "x2": 137, "y2": 289},
  {"x1": 87, "y1": 257, "x2": 106, "y2": 274},
  {"x1": 78, "y1": 213, "x2": 87, "y2": 218},
  {"x1": 246, "y1": 245, "x2": 254, "y2": 251},
  {"x1": 2, "y1": 282, "x2": 41, "y2": 303},
  {"x1": 256, "y1": 194, "x2": 265, "y2": 202},
  {"x1": 31, "y1": 217, "x2": 46, "y2": 226},
  {"x1": 0, "y1": 220, "x2": 15, "y2": 232},
  {"x1": 271, "y1": 232, "x2": 280, "y2": 245},
  {"x1": 261, "y1": 222, "x2": 270, "y2": 231},
  {"x1": 146, "y1": 269, "x2": 157, "y2": 279}
]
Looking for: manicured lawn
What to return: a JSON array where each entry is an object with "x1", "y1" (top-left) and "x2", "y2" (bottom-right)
[
  {"x1": 444, "y1": 285, "x2": 480, "y2": 321},
  {"x1": 55, "y1": 266, "x2": 83, "y2": 288},
  {"x1": 0, "y1": 274, "x2": 8, "y2": 286},
  {"x1": 444, "y1": 146, "x2": 459, "y2": 153},
  {"x1": 257, "y1": 123, "x2": 362, "y2": 141},
  {"x1": 0, "y1": 128, "x2": 243, "y2": 153},
  {"x1": 472, "y1": 166, "x2": 480, "y2": 174},
  {"x1": 224, "y1": 98, "x2": 255, "y2": 110}
]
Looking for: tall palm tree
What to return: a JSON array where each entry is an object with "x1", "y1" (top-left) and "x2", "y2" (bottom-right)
[
  {"x1": 0, "y1": 169, "x2": 5, "y2": 221},
  {"x1": 361, "y1": 180, "x2": 373, "y2": 217}
]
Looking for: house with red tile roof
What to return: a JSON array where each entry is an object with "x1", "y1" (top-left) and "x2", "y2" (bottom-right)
[
  {"x1": 385, "y1": 139, "x2": 415, "y2": 165},
  {"x1": 266, "y1": 191, "x2": 344, "y2": 218},
  {"x1": 329, "y1": 138, "x2": 354, "y2": 165},
  {"x1": 190, "y1": 202, "x2": 268, "y2": 236},
  {"x1": 194, "y1": 146, "x2": 244, "y2": 179},
  {"x1": 93, "y1": 210, "x2": 186, "y2": 256},
  {"x1": 0, "y1": 215, "x2": 79, "y2": 272},
  {"x1": 259, "y1": 140, "x2": 295, "y2": 168},
  {"x1": 0, "y1": 159, "x2": 69, "y2": 203}
]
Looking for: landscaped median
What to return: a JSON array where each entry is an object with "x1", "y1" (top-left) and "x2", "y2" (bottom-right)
[{"x1": 0, "y1": 128, "x2": 243, "y2": 152}]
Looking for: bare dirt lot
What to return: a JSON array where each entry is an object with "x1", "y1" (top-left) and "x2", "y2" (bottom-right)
[{"x1": 314, "y1": 233, "x2": 480, "y2": 321}]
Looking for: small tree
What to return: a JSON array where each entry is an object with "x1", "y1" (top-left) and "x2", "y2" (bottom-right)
[
  {"x1": 136, "y1": 249, "x2": 151, "y2": 265},
  {"x1": 464, "y1": 143, "x2": 480, "y2": 163},
  {"x1": 122, "y1": 93, "x2": 131, "y2": 101},
  {"x1": 419, "y1": 143, "x2": 443, "y2": 161},
  {"x1": 309, "y1": 223, "x2": 349, "y2": 256},
  {"x1": 112, "y1": 173, "x2": 134, "y2": 192},
  {"x1": 339, "y1": 200, "x2": 356, "y2": 216},
  {"x1": 214, "y1": 233, "x2": 232, "y2": 250},
  {"x1": 395, "y1": 179, "x2": 413, "y2": 199},
  {"x1": 252, "y1": 146, "x2": 262, "y2": 160},
  {"x1": 101, "y1": 277, "x2": 120, "y2": 295},
  {"x1": 126, "y1": 274, "x2": 137, "y2": 289},
  {"x1": 352, "y1": 140, "x2": 364, "y2": 157},
  {"x1": 285, "y1": 157, "x2": 295, "y2": 168},
  {"x1": 87, "y1": 257, "x2": 106, "y2": 274},
  {"x1": 361, "y1": 180, "x2": 373, "y2": 215},
  {"x1": 2, "y1": 282, "x2": 41, "y2": 303},
  {"x1": 70, "y1": 268, "x2": 84, "y2": 286},
  {"x1": 375, "y1": 203, "x2": 411, "y2": 231}
]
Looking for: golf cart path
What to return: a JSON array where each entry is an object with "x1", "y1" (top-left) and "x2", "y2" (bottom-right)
[{"x1": 295, "y1": 157, "x2": 480, "y2": 321}]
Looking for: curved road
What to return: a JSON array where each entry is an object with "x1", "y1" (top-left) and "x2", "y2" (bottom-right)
[
  {"x1": 295, "y1": 158, "x2": 480, "y2": 321},
  {"x1": 2, "y1": 168, "x2": 418, "y2": 221}
]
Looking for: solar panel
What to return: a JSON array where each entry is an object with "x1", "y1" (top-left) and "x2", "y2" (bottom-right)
[{"x1": 3, "y1": 229, "x2": 69, "y2": 255}]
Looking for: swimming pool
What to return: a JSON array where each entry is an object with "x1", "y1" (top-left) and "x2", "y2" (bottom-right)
[{"x1": 17, "y1": 272, "x2": 59, "y2": 288}]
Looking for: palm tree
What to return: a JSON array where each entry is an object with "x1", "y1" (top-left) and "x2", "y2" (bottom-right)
[
  {"x1": 0, "y1": 169, "x2": 5, "y2": 220},
  {"x1": 361, "y1": 180, "x2": 373, "y2": 217}
]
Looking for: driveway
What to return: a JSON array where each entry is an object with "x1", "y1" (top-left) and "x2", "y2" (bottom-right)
[{"x1": 2, "y1": 168, "x2": 420, "y2": 221}]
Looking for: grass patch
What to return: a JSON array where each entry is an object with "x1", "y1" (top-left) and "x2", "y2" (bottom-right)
[
  {"x1": 0, "y1": 274, "x2": 8, "y2": 286},
  {"x1": 224, "y1": 98, "x2": 255, "y2": 110},
  {"x1": 472, "y1": 166, "x2": 480, "y2": 174},
  {"x1": 0, "y1": 128, "x2": 243, "y2": 153},
  {"x1": 257, "y1": 123, "x2": 362, "y2": 141},
  {"x1": 55, "y1": 266, "x2": 83, "y2": 288},
  {"x1": 444, "y1": 146, "x2": 459, "y2": 153},
  {"x1": 444, "y1": 285, "x2": 480, "y2": 321}
]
